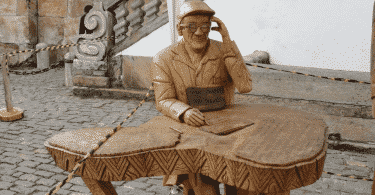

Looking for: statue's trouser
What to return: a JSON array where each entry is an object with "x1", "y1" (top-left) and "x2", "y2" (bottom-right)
[
  {"x1": 171, "y1": 173, "x2": 290, "y2": 195},
  {"x1": 178, "y1": 173, "x2": 221, "y2": 195}
]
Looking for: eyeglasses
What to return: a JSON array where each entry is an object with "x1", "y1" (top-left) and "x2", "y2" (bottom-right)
[{"x1": 180, "y1": 23, "x2": 211, "y2": 33}]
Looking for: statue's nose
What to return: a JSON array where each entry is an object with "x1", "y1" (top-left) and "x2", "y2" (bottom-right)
[{"x1": 194, "y1": 27, "x2": 204, "y2": 35}]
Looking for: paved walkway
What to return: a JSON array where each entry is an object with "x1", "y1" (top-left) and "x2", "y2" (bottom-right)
[{"x1": 0, "y1": 68, "x2": 374, "y2": 195}]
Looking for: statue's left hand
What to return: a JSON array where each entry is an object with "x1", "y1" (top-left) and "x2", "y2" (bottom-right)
[{"x1": 211, "y1": 16, "x2": 231, "y2": 43}]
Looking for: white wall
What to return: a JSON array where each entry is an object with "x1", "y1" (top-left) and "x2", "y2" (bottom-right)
[{"x1": 120, "y1": 0, "x2": 374, "y2": 73}]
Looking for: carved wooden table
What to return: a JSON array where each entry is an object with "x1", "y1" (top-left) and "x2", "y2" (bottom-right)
[{"x1": 45, "y1": 103, "x2": 328, "y2": 195}]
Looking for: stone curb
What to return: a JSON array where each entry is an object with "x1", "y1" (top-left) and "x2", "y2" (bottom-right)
[
  {"x1": 72, "y1": 86, "x2": 155, "y2": 101},
  {"x1": 237, "y1": 93, "x2": 373, "y2": 119}
]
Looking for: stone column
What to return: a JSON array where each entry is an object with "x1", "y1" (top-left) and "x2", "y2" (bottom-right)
[
  {"x1": 371, "y1": 1, "x2": 375, "y2": 119},
  {"x1": 20, "y1": 0, "x2": 38, "y2": 64},
  {"x1": 167, "y1": 0, "x2": 177, "y2": 44},
  {"x1": 113, "y1": 1, "x2": 130, "y2": 44},
  {"x1": 36, "y1": 43, "x2": 49, "y2": 69},
  {"x1": 167, "y1": 0, "x2": 195, "y2": 45},
  {"x1": 128, "y1": 0, "x2": 145, "y2": 34},
  {"x1": 145, "y1": 0, "x2": 162, "y2": 23},
  {"x1": 64, "y1": 52, "x2": 75, "y2": 87}
]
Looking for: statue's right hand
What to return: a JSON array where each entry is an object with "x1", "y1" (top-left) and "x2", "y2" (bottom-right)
[{"x1": 183, "y1": 108, "x2": 206, "y2": 127}]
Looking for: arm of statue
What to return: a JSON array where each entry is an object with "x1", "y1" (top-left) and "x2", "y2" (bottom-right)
[
  {"x1": 151, "y1": 55, "x2": 192, "y2": 123},
  {"x1": 211, "y1": 16, "x2": 253, "y2": 94},
  {"x1": 152, "y1": 56, "x2": 206, "y2": 127}
]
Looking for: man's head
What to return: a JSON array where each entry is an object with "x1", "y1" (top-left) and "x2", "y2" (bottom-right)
[{"x1": 177, "y1": 1, "x2": 215, "y2": 51}]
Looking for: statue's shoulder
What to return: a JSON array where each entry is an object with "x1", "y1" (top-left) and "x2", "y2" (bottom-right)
[
  {"x1": 209, "y1": 39, "x2": 226, "y2": 51},
  {"x1": 153, "y1": 42, "x2": 179, "y2": 64},
  {"x1": 210, "y1": 39, "x2": 222, "y2": 46}
]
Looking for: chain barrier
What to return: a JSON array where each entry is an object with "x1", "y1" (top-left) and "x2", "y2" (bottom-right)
[
  {"x1": 0, "y1": 33, "x2": 371, "y2": 85},
  {"x1": 0, "y1": 33, "x2": 124, "y2": 76},
  {"x1": 1, "y1": 34, "x2": 118, "y2": 57},
  {"x1": 1, "y1": 34, "x2": 372, "y2": 193},
  {"x1": 46, "y1": 85, "x2": 154, "y2": 195},
  {"x1": 323, "y1": 170, "x2": 373, "y2": 181},
  {"x1": 246, "y1": 63, "x2": 371, "y2": 85},
  {"x1": 3, "y1": 62, "x2": 64, "y2": 76}
]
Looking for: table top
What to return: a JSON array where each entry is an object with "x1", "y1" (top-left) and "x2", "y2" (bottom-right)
[
  {"x1": 140, "y1": 103, "x2": 328, "y2": 167},
  {"x1": 45, "y1": 103, "x2": 328, "y2": 193},
  {"x1": 47, "y1": 103, "x2": 328, "y2": 166}
]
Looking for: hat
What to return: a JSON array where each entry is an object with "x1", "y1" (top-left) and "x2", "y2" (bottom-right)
[{"x1": 177, "y1": 1, "x2": 215, "y2": 25}]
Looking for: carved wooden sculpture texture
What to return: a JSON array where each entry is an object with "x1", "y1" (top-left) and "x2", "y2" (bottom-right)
[
  {"x1": 45, "y1": 104, "x2": 328, "y2": 194},
  {"x1": 45, "y1": 1, "x2": 328, "y2": 195},
  {"x1": 150, "y1": 1, "x2": 254, "y2": 194}
]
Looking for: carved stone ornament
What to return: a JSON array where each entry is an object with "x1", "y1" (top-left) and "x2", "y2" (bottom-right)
[
  {"x1": 113, "y1": 1, "x2": 130, "y2": 44},
  {"x1": 145, "y1": 0, "x2": 162, "y2": 23},
  {"x1": 128, "y1": 0, "x2": 145, "y2": 34},
  {"x1": 71, "y1": 1, "x2": 114, "y2": 62}
]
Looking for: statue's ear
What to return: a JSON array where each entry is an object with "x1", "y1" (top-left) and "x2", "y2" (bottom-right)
[{"x1": 177, "y1": 24, "x2": 183, "y2": 36}]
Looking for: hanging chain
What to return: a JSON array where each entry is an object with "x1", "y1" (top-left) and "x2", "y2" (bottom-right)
[
  {"x1": 0, "y1": 32, "x2": 127, "y2": 76},
  {"x1": 45, "y1": 84, "x2": 154, "y2": 195},
  {"x1": 246, "y1": 63, "x2": 371, "y2": 85}
]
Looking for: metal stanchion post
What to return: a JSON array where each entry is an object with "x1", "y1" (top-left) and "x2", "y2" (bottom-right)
[
  {"x1": 372, "y1": 0, "x2": 375, "y2": 119},
  {"x1": 64, "y1": 52, "x2": 75, "y2": 87},
  {"x1": 0, "y1": 55, "x2": 23, "y2": 122},
  {"x1": 370, "y1": 1, "x2": 375, "y2": 195}
]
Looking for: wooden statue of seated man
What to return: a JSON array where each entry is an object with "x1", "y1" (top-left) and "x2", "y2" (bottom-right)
[{"x1": 151, "y1": 1, "x2": 253, "y2": 194}]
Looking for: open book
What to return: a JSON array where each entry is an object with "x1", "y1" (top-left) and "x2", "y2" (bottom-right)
[
  {"x1": 200, "y1": 117, "x2": 254, "y2": 135},
  {"x1": 171, "y1": 114, "x2": 254, "y2": 136}
]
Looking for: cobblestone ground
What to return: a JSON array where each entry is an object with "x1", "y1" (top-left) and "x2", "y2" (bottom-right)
[{"x1": 0, "y1": 69, "x2": 374, "y2": 195}]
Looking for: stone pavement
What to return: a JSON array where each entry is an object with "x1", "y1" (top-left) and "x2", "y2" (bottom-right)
[{"x1": 0, "y1": 68, "x2": 375, "y2": 195}]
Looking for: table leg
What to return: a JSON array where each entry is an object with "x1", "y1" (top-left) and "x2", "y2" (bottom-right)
[
  {"x1": 224, "y1": 184, "x2": 257, "y2": 195},
  {"x1": 181, "y1": 179, "x2": 195, "y2": 195},
  {"x1": 188, "y1": 173, "x2": 220, "y2": 195},
  {"x1": 223, "y1": 184, "x2": 290, "y2": 195},
  {"x1": 81, "y1": 177, "x2": 118, "y2": 195},
  {"x1": 262, "y1": 191, "x2": 290, "y2": 195}
]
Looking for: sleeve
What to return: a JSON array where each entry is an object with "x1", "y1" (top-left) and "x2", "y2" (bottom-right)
[
  {"x1": 152, "y1": 54, "x2": 192, "y2": 122},
  {"x1": 223, "y1": 40, "x2": 253, "y2": 94}
]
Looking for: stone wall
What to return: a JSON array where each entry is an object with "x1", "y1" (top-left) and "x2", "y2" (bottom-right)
[
  {"x1": 0, "y1": 0, "x2": 169, "y2": 66},
  {"x1": 0, "y1": 0, "x2": 114, "y2": 66},
  {"x1": 0, "y1": 0, "x2": 38, "y2": 65},
  {"x1": 121, "y1": 55, "x2": 153, "y2": 89},
  {"x1": 104, "y1": 55, "x2": 151, "y2": 90}
]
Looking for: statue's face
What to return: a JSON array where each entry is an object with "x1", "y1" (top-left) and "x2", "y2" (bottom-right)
[{"x1": 180, "y1": 15, "x2": 211, "y2": 51}]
